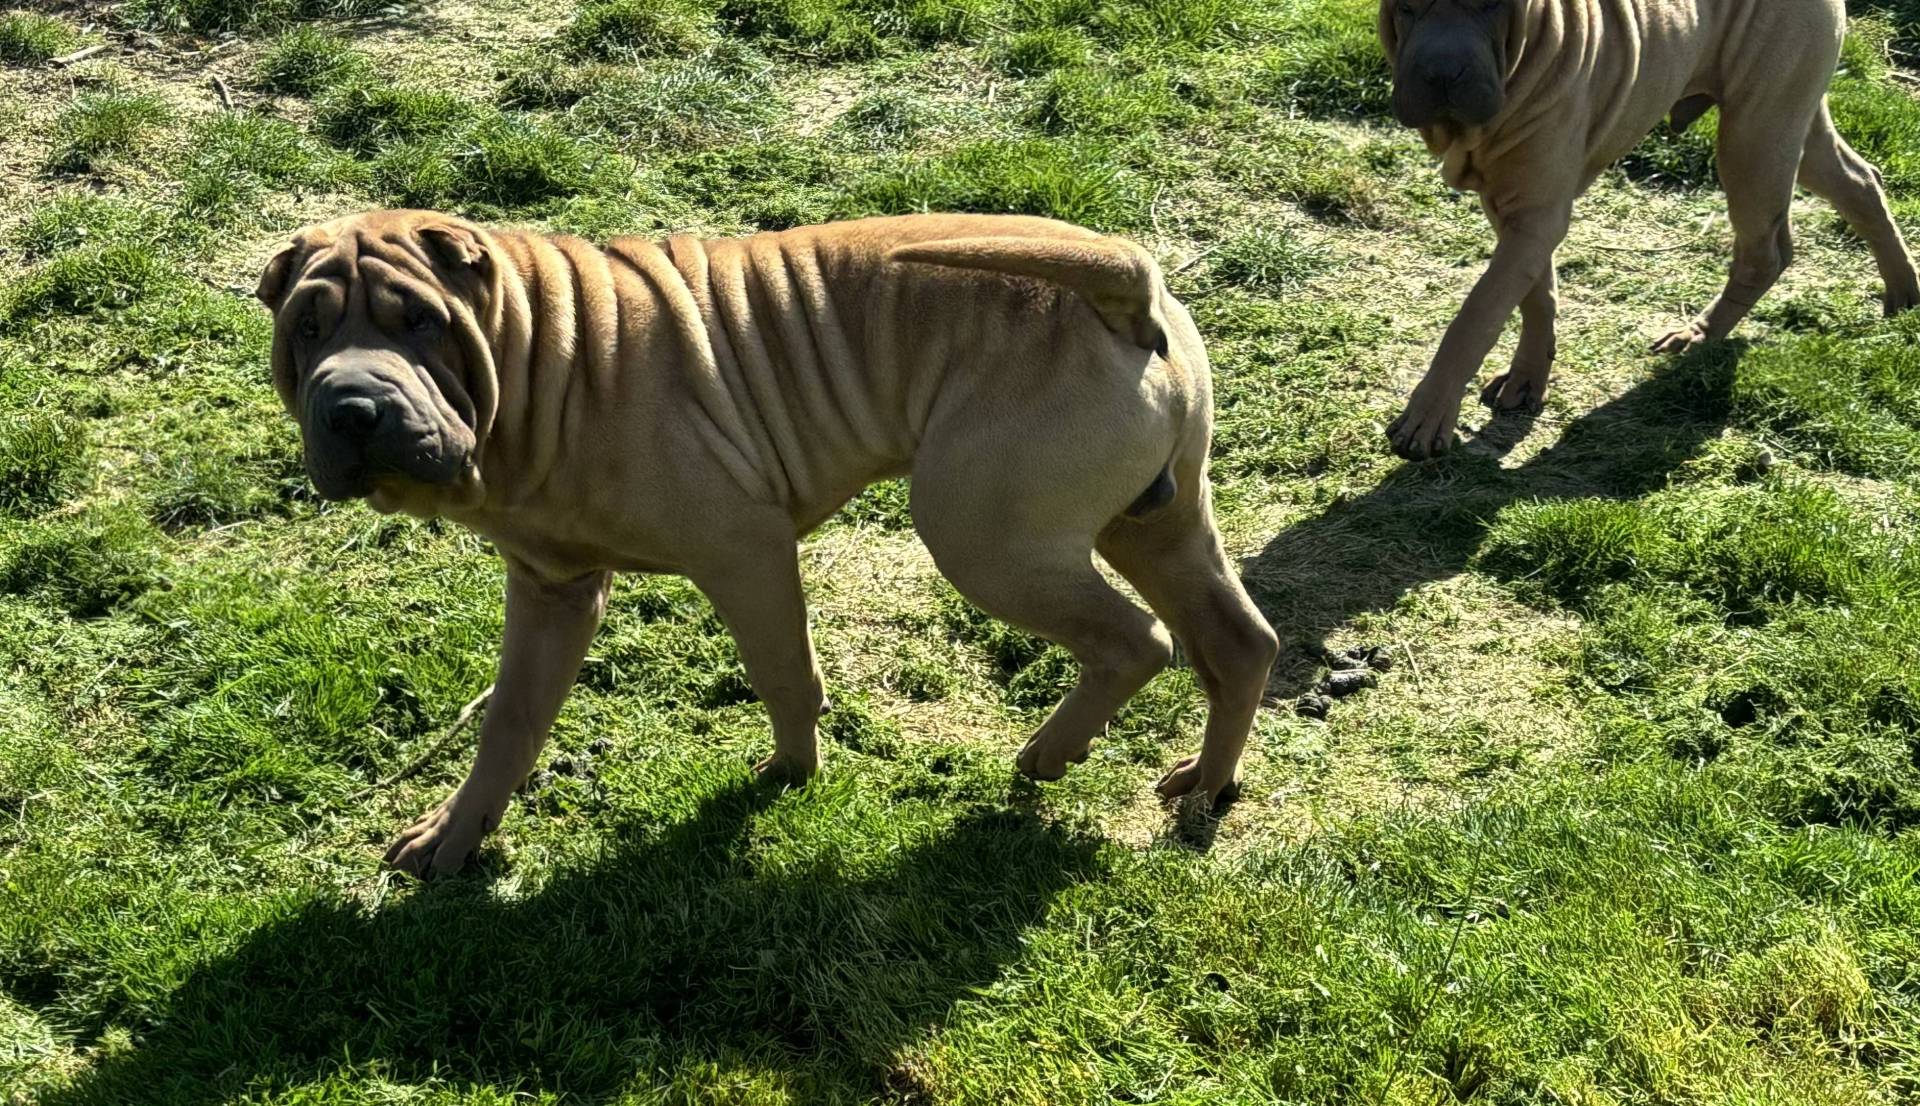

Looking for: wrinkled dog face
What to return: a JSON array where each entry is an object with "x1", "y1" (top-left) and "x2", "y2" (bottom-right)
[
  {"x1": 1381, "y1": 0, "x2": 1517, "y2": 131},
  {"x1": 255, "y1": 213, "x2": 494, "y2": 508}
]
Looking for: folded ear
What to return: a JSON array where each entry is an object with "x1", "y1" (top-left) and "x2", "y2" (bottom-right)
[
  {"x1": 1377, "y1": 0, "x2": 1399, "y2": 61},
  {"x1": 419, "y1": 224, "x2": 492, "y2": 277},
  {"x1": 255, "y1": 242, "x2": 300, "y2": 311}
]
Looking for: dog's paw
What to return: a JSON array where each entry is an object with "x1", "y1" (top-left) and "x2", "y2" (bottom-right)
[
  {"x1": 753, "y1": 752, "x2": 818, "y2": 786},
  {"x1": 1650, "y1": 322, "x2": 1708, "y2": 355},
  {"x1": 383, "y1": 792, "x2": 503, "y2": 879},
  {"x1": 1015, "y1": 733, "x2": 1091, "y2": 781},
  {"x1": 1387, "y1": 392, "x2": 1463, "y2": 460},
  {"x1": 1479, "y1": 367, "x2": 1548, "y2": 413},
  {"x1": 1885, "y1": 280, "x2": 1920, "y2": 317},
  {"x1": 1154, "y1": 754, "x2": 1241, "y2": 806}
]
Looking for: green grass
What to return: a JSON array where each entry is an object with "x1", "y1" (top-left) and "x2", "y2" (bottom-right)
[
  {"x1": 993, "y1": 25, "x2": 1091, "y2": 75},
  {"x1": 0, "y1": 414, "x2": 90, "y2": 517},
  {"x1": 843, "y1": 137, "x2": 1145, "y2": 228},
  {"x1": 0, "y1": 507, "x2": 168, "y2": 617},
  {"x1": 123, "y1": 0, "x2": 391, "y2": 33},
  {"x1": 254, "y1": 25, "x2": 372, "y2": 96},
  {"x1": 1, "y1": 242, "x2": 178, "y2": 321},
  {"x1": 566, "y1": 0, "x2": 717, "y2": 58},
  {"x1": 9, "y1": 0, "x2": 1920, "y2": 1102},
  {"x1": 45, "y1": 91, "x2": 173, "y2": 174},
  {"x1": 0, "y1": 10, "x2": 82, "y2": 63},
  {"x1": 1210, "y1": 226, "x2": 1328, "y2": 292},
  {"x1": 565, "y1": 53, "x2": 787, "y2": 149}
]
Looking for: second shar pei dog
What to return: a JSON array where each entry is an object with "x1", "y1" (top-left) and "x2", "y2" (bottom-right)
[
  {"x1": 1380, "y1": 0, "x2": 1920, "y2": 459},
  {"x1": 254, "y1": 210, "x2": 1278, "y2": 877}
]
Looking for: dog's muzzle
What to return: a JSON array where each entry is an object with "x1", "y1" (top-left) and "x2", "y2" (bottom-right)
[
  {"x1": 1394, "y1": 45, "x2": 1504, "y2": 129},
  {"x1": 303, "y1": 374, "x2": 465, "y2": 501}
]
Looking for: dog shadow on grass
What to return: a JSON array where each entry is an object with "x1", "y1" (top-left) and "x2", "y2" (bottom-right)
[
  {"x1": 1242, "y1": 343, "x2": 1745, "y2": 699},
  {"x1": 40, "y1": 777, "x2": 1102, "y2": 1104}
]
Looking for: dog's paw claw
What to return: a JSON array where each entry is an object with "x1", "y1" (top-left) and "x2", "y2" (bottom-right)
[
  {"x1": 1480, "y1": 371, "x2": 1547, "y2": 413},
  {"x1": 1651, "y1": 324, "x2": 1708, "y2": 355},
  {"x1": 753, "y1": 754, "x2": 818, "y2": 786},
  {"x1": 383, "y1": 795, "x2": 499, "y2": 879},
  {"x1": 1387, "y1": 390, "x2": 1464, "y2": 460},
  {"x1": 1015, "y1": 736, "x2": 1091, "y2": 781},
  {"x1": 1154, "y1": 755, "x2": 1240, "y2": 806}
]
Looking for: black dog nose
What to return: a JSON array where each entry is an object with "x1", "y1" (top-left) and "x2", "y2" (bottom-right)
[
  {"x1": 327, "y1": 396, "x2": 382, "y2": 440},
  {"x1": 1424, "y1": 62, "x2": 1470, "y2": 96}
]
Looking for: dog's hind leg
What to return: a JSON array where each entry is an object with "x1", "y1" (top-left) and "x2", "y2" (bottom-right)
[
  {"x1": 1095, "y1": 474, "x2": 1277, "y2": 807},
  {"x1": 1797, "y1": 99, "x2": 1920, "y2": 317},
  {"x1": 912, "y1": 477, "x2": 1174, "y2": 783},
  {"x1": 1653, "y1": 97, "x2": 1819, "y2": 353}
]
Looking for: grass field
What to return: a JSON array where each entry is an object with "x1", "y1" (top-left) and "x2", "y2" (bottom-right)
[{"x1": 3, "y1": 0, "x2": 1920, "y2": 1101}]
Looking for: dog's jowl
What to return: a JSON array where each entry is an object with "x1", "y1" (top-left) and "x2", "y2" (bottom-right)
[{"x1": 255, "y1": 209, "x2": 1279, "y2": 877}]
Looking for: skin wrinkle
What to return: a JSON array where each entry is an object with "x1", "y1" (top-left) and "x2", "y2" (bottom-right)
[
  {"x1": 647, "y1": 234, "x2": 781, "y2": 500},
  {"x1": 762, "y1": 240, "x2": 833, "y2": 483},
  {"x1": 718, "y1": 240, "x2": 812, "y2": 508},
  {"x1": 761, "y1": 236, "x2": 877, "y2": 509},
  {"x1": 496, "y1": 235, "x2": 573, "y2": 509},
  {"x1": 641, "y1": 235, "x2": 781, "y2": 501},
  {"x1": 541, "y1": 240, "x2": 598, "y2": 507},
  {"x1": 753, "y1": 235, "x2": 834, "y2": 509},
  {"x1": 795, "y1": 239, "x2": 899, "y2": 466},
  {"x1": 485, "y1": 233, "x2": 537, "y2": 499}
]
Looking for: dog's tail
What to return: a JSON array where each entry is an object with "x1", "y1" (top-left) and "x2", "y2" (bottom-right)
[{"x1": 888, "y1": 235, "x2": 1171, "y2": 356}]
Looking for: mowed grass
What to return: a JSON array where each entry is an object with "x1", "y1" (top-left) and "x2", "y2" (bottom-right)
[{"x1": 3, "y1": 0, "x2": 1920, "y2": 1103}]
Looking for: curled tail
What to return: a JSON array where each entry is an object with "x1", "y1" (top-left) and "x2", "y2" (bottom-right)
[{"x1": 888, "y1": 235, "x2": 1171, "y2": 356}]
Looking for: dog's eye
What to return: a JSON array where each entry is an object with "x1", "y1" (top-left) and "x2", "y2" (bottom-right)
[
  {"x1": 405, "y1": 308, "x2": 438, "y2": 334},
  {"x1": 297, "y1": 314, "x2": 319, "y2": 341}
]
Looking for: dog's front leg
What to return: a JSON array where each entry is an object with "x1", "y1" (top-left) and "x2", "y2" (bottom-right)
[
  {"x1": 384, "y1": 563, "x2": 610, "y2": 878},
  {"x1": 691, "y1": 536, "x2": 824, "y2": 785},
  {"x1": 1389, "y1": 199, "x2": 1573, "y2": 459}
]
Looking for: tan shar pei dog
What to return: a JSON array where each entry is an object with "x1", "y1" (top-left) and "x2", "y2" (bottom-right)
[
  {"x1": 254, "y1": 210, "x2": 1279, "y2": 877},
  {"x1": 1380, "y1": 0, "x2": 1920, "y2": 459}
]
